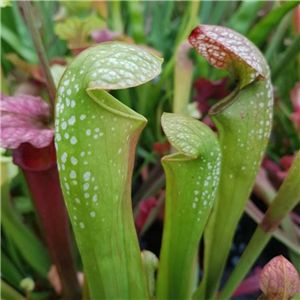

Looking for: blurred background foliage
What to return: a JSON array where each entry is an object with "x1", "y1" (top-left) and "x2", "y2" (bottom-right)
[{"x1": 1, "y1": 1, "x2": 300, "y2": 299}]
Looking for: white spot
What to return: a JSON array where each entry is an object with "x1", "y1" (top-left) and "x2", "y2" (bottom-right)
[
  {"x1": 194, "y1": 190, "x2": 199, "y2": 195},
  {"x1": 70, "y1": 137, "x2": 78, "y2": 145},
  {"x1": 118, "y1": 148, "x2": 122, "y2": 154},
  {"x1": 267, "y1": 90, "x2": 272, "y2": 98},
  {"x1": 79, "y1": 222, "x2": 85, "y2": 229},
  {"x1": 80, "y1": 115, "x2": 86, "y2": 120},
  {"x1": 92, "y1": 195, "x2": 98, "y2": 202},
  {"x1": 90, "y1": 211, "x2": 96, "y2": 217},
  {"x1": 83, "y1": 183, "x2": 90, "y2": 191},
  {"x1": 66, "y1": 98, "x2": 70, "y2": 107},
  {"x1": 61, "y1": 122, "x2": 67, "y2": 130},
  {"x1": 68, "y1": 116, "x2": 76, "y2": 125},
  {"x1": 70, "y1": 170, "x2": 77, "y2": 179},
  {"x1": 86, "y1": 129, "x2": 91, "y2": 136},
  {"x1": 71, "y1": 157, "x2": 78, "y2": 165},
  {"x1": 61, "y1": 152, "x2": 67, "y2": 163},
  {"x1": 84, "y1": 193, "x2": 90, "y2": 199},
  {"x1": 83, "y1": 172, "x2": 91, "y2": 181},
  {"x1": 75, "y1": 198, "x2": 80, "y2": 204}
]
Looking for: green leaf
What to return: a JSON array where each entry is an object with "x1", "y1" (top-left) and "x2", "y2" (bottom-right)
[
  {"x1": 1, "y1": 280, "x2": 25, "y2": 300},
  {"x1": 0, "y1": 148, "x2": 18, "y2": 185},
  {"x1": 0, "y1": 24, "x2": 37, "y2": 63},
  {"x1": 1, "y1": 251, "x2": 23, "y2": 288},
  {"x1": 245, "y1": 201, "x2": 300, "y2": 257},
  {"x1": 126, "y1": 1, "x2": 146, "y2": 44},
  {"x1": 56, "y1": 42, "x2": 162, "y2": 92},
  {"x1": 1, "y1": 184, "x2": 51, "y2": 278},
  {"x1": 0, "y1": 1, "x2": 11, "y2": 8},
  {"x1": 59, "y1": 0, "x2": 91, "y2": 15},
  {"x1": 156, "y1": 113, "x2": 221, "y2": 300},
  {"x1": 1, "y1": 66, "x2": 9, "y2": 94},
  {"x1": 271, "y1": 32, "x2": 300, "y2": 82},
  {"x1": 173, "y1": 41, "x2": 193, "y2": 115},
  {"x1": 189, "y1": 25, "x2": 273, "y2": 299},
  {"x1": 10, "y1": 1, "x2": 34, "y2": 51},
  {"x1": 219, "y1": 152, "x2": 300, "y2": 299},
  {"x1": 227, "y1": 1, "x2": 266, "y2": 35},
  {"x1": 108, "y1": 1, "x2": 123, "y2": 32},
  {"x1": 29, "y1": 291, "x2": 52, "y2": 300},
  {"x1": 248, "y1": 1, "x2": 300, "y2": 47},
  {"x1": 210, "y1": 1, "x2": 232, "y2": 25},
  {"x1": 54, "y1": 15, "x2": 105, "y2": 49},
  {"x1": 264, "y1": 12, "x2": 291, "y2": 62},
  {"x1": 0, "y1": 152, "x2": 51, "y2": 278},
  {"x1": 174, "y1": 2, "x2": 200, "y2": 48},
  {"x1": 147, "y1": 1, "x2": 174, "y2": 53},
  {"x1": 55, "y1": 42, "x2": 162, "y2": 299},
  {"x1": 200, "y1": 1, "x2": 213, "y2": 24}
]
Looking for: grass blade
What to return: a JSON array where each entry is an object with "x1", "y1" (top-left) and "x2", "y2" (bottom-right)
[
  {"x1": 227, "y1": 1, "x2": 266, "y2": 35},
  {"x1": 248, "y1": 1, "x2": 300, "y2": 47},
  {"x1": 1, "y1": 280, "x2": 25, "y2": 300},
  {"x1": 219, "y1": 152, "x2": 300, "y2": 299}
]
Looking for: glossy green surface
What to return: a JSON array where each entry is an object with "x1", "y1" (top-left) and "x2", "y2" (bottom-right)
[{"x1": 55, "y1": 42, "x2": 162, "y2": 299}]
